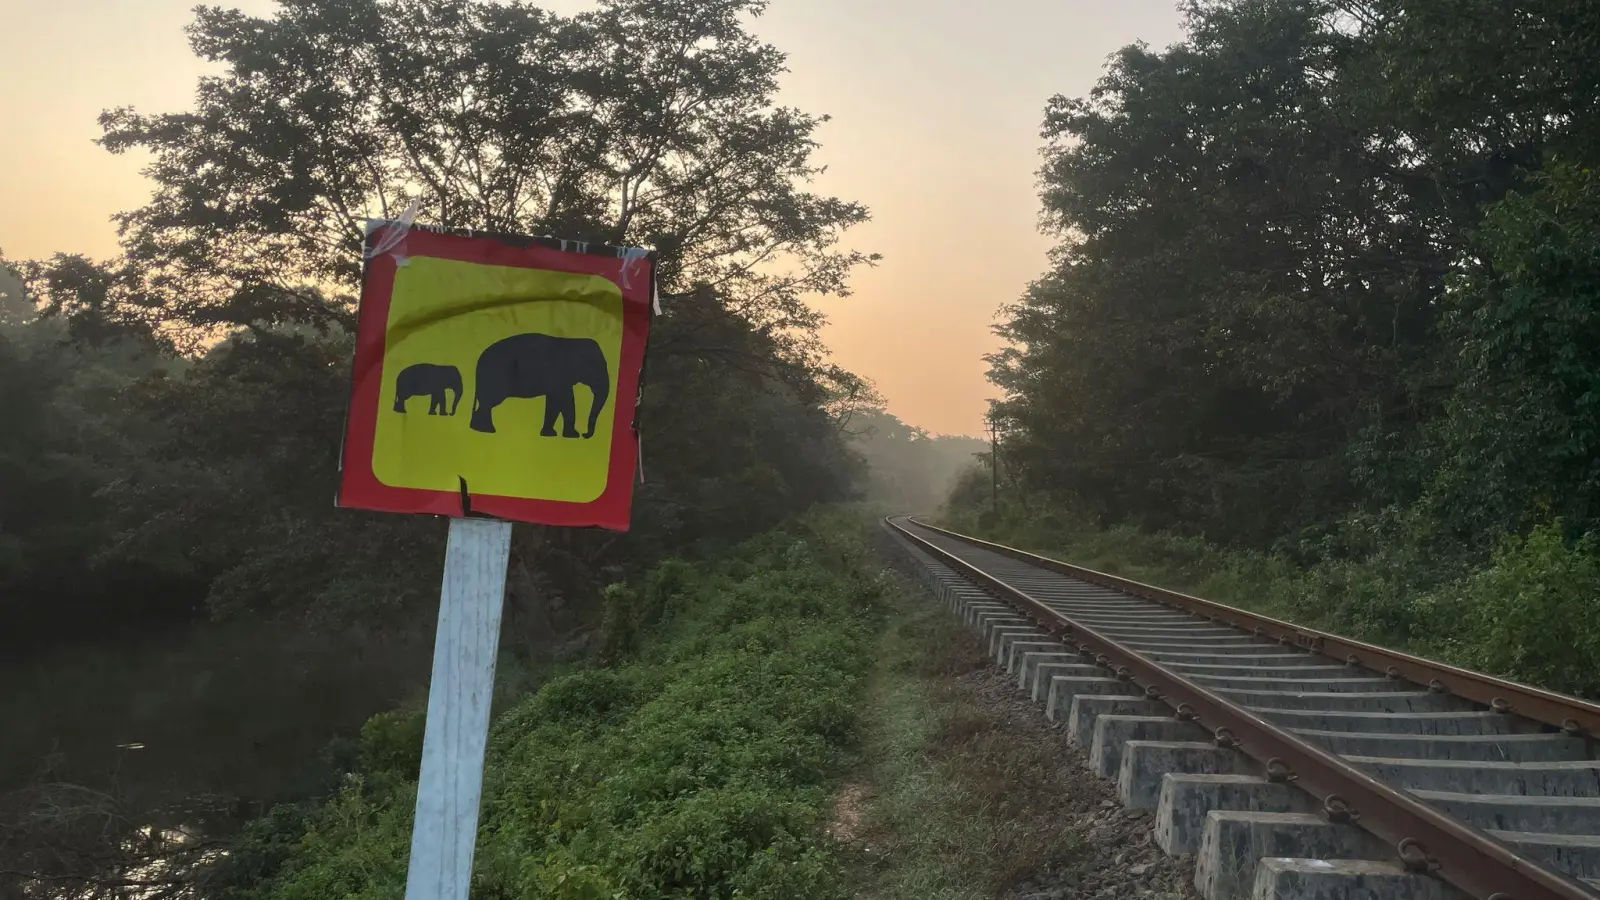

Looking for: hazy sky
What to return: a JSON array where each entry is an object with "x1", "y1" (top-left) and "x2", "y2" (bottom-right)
[{"x1": 0, "y1": 0, "x2": 1185, "y2": 437}]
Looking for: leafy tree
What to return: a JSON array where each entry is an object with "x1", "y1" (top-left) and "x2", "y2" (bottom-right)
[
  {"x1": 628, "y1": 287, "x2": 869, "y2": 559},
  {"x1": 1330, "y1": 0, "x2": 1600, "y2": 547},
  {"x1": 89, "y1": 329, "x2": 448, "y2": 627},
  {"x1": 984, "y1": 0, "x2": 1600, "y2": 555},
  {"x1": 1403, "y1": 164, "x2": 1600, "y2": 547},
  {"x1": 990, "y1": 0, "x2": 1449, "y2": 545},
  {"x1": 1336, "y1": 0, "x2": 1600, "y2": 209},
  {"x1": 32, "y1": 0, "x2": 878, "y2": 629},
  {"x1": 98, "y1": 0, "x2": 875, "y2": 345},
  {"x1": 0, "y1": 257, "x2": 194, "y2": 650},
  {"x1": 18, "y1": 254, "x2": 171, "y2": 351},
  {"x1": 0, "y1": 254, "x2": 30, "y2": 327}
]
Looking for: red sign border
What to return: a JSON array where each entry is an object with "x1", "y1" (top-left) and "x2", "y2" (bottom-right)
[{"x1": 336, "y1": 224, "x2": 652, "y2": 531}]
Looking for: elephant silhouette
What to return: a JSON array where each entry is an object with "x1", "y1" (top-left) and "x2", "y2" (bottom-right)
[
  {"x1": 393, "y1": 363, "x2": 463, "y2": 416},
  {"x1": 469, "y1": 333, "x2": 610, "y2": 438}
]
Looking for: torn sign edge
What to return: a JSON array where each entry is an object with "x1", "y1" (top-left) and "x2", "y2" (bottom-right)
[{"x1": 631, "y1": 256, "x2": 660, "y2": 487}]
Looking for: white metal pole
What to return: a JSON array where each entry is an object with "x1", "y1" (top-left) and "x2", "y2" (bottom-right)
[{"x1": 403, "y1": 516, "x2": 513, "y2": 900}]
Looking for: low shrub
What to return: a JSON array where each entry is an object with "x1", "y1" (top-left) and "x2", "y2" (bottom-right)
[
  {"x1": 216, "y1": 511, "x2": 886, "y2": 899},
  {"x1": 1416, "y1": 523, "x2": 1600, "y2": 698},
  {"x1": 942, "y1": 505, "x2": 1600, "y2": 700}
]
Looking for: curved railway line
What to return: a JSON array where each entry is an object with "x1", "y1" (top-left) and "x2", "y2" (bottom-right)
[{"x1": 884, "y1": 515, "x2": 1600, "y2": 900}]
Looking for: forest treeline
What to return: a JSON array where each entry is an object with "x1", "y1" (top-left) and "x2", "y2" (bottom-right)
[
  {"x1": 847, "y1": 409, "x2": 987, "y2": 514},
  {"x1": 965, "y1": 0, "x2": 1600, "y2": 695},
  {"x1": 0, "y1": 265, "x2": 964, "y2": 654},
  {"x1": 0, "y1": 0, "x2": 930, "y2": 655}
]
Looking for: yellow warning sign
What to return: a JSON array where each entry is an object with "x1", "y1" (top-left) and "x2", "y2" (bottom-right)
[
  {"x1": 371, "y1": 255, "x2": 622, "y2": 503},
  {"x1": 338, "y1": 224, "x2": 653, "y2": 529}
]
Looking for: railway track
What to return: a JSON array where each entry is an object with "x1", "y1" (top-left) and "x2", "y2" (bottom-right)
[{"x1": 884, "y1": 515, "x2": 1600, "y2": 900}]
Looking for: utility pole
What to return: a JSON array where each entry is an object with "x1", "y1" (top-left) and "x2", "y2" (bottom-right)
[{"x1": 986, "y1": 413, "x2": 999, "y2": 517}]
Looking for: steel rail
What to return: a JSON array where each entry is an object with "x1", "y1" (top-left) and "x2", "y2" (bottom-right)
[
  {"x1": 907, "y1": 518, "x2": 1600, "y2": 741},
  {"x1": 886, "y1": 515, "x2": 1598, "y2": 900}
]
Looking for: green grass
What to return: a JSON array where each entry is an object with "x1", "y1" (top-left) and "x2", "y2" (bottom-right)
[
  {"x1": 206, "y1": 511, "x2": 897, "y2": 900},
  {"x1": 848, "y1": 608, "x2": 988, "y2": 900},
  {"x1": 842, "y1": 553, "x2": 1088, "y2": 899}
]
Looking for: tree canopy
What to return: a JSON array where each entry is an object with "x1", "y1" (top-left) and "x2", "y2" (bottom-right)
[
  {"x1": 98, "y1": 0, "x2": 874, "y2": 346},
  {"x1": 989, "y1": 0, "x2": 1600, "y2": 557}
]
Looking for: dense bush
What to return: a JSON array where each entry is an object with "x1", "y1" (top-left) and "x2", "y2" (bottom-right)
[
  {"x1": 207, "y1": 513, "x2": 889, "y2": 899},
  {"x1": 942, "y1": 502, "x2": 1600, "y2": 701},
  {"x1": 1415, "y1": 524, "x2": 1600, "y2": 698}
]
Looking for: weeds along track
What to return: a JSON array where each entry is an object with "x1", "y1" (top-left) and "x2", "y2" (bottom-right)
[{"x1": 884, "y1": 516, "x2": 1600, "y2": 900}]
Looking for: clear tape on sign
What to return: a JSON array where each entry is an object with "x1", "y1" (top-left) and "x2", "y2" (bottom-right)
[
  {"x1": 618, "y1": 246, "x2": 649, "y2": 289},
  {"x1": 364, "y1": 198, "x2": 421, "y2": 267}
]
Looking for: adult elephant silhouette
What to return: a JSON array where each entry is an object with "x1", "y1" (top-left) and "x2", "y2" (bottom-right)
[
  {"x1": 469, "y1": 333, "x2": 611, "y2": 438},
  {"x1": 393, "y1": 363, "x2": 462, "y2": 416}
]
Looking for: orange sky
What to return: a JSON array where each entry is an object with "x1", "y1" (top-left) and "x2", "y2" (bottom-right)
[{"x1": 0, "y1": 0, "x2": 1184, "y2": 437}]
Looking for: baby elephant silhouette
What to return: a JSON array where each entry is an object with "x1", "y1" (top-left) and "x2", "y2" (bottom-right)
[
  {"x1": 393, "y1": 363, "x2": 463, "y2": 416},
  {"x1": 470, "y1": 333, "x2": 610, "y2": 437}
]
